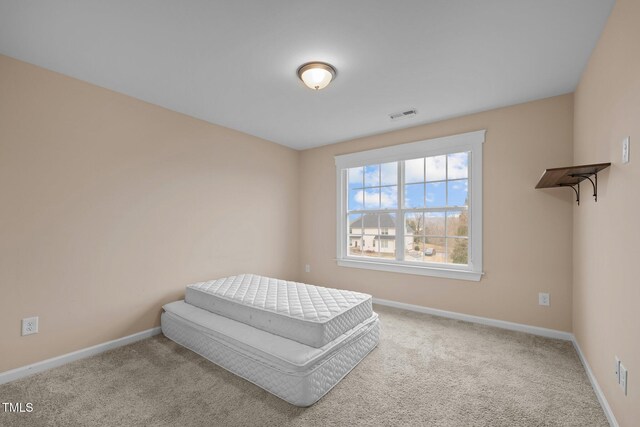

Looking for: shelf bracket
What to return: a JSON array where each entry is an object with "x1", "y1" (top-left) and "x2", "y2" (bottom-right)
[
  {"x1": 559, "y1": 183, "x2": 580, "y2": 205},
  {"x1": 570, "y1": 172, "x2": 599, "y2": 202}
]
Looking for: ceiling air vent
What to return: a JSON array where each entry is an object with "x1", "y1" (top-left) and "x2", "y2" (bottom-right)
[{"x1": 389, "y1": 109, "x2": 417, "y2": 121}]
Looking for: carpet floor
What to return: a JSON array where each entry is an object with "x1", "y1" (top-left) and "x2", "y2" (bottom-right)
[{"x1": 0, "y1": 305, "x2": 608, "y2": 427}]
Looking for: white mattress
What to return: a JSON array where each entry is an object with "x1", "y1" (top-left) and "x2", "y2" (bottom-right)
[
  {"x1": 161, "y1": 300, "x2": 379, "y2": 407},
  {"x1": 185, "y1": 274, "x2": 373, "y2": 348}
]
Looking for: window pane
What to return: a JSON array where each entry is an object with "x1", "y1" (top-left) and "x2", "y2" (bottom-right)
[
  {"x1": 362, "y1": 213, "x2": 379, "y2": 235},
  {"x1": 404, "y1": 212, "x2": 424, "y2": 236},
  {"x1": 348, "y1": 167, "x2": 364, "y2": 191},
  {"x1": 426, "y1": 155, "x2": 446, "y2": 181},
  {"x1": 447, "y1": 179, "x2": 468, "y2": 207},
  {"x1": 364, "y1": 164, "x2": 380, "y2": 187},
  {"x1": 404, "y1": 183, "x2": 425, "y2": 208},
  {"x1": 380, "y1": 186, "x2": 397, "y2": 209},
  {"x1": 426, "y1": 182, "x2": 446, "y2": 207},
  {"x1": 348, "y1": 236, "x2": 364, "y2": 256},
  {"x1": 447, "y1": 237, "x2": 468, "y2": 264},
  {"x1": 405, "y1": 158, "x2": 424, "y2": 183},
  {"x1": 405, "y1": 236, "x2": 424, "y2": 262},
  {"x1": 361, "y1": 235, "x2": 379, "y2": 257},
  {"x1": 348, "y1": 214, "x2": 362, "y2": 235},
  {"x1": 349, "y1": 189, "x2": 363, "y2": 211},
  {"x1": 363, "y1": 188, "x2": 380, "y2": 209},
  {"x1": 377, "y1": 235, "x2": 396, "y2": 259},
  {"x1": 447, "y1": 211, "x2": 468, "y2": 237},
  {"x1": 425, "y1": 212, "x2": 446, "y2": 236},
  {"x1": 381, "y1": 162, "x2": 397, "y2": 185},
  {"x1": 448, "y1": 152, "x2": 468, "y2": 179},
  {"x1": 425, "y1": 237, "x2": 446, "y2": 263},
  {"x1": 380, "y1": 212, "x2": 396, "y2": 233}
]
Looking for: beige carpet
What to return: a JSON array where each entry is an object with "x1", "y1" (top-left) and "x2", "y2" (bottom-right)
[{"x1": 0, "y1": 305, "x2": 608, "y2": 427}]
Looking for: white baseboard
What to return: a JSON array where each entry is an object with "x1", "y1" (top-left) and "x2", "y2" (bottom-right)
[
  {"x1": 0, "y1": 327, "x2": 162, "y2": 385},
  {"x1": 372, "y1": 297, "x2": 573, "y2": 340},
  {"x1": 571, "y1": 338, "x2": 619, "y2": 427},
  {"x1": 373, "y1": 297, "x2": 618, "y2": 427}
]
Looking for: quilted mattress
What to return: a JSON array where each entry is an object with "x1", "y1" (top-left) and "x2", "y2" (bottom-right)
[
  {"x1": 161, "y1": 300, "x2": 379, "y2": 407},
  {"x1": 185, "y1": 274, "x2": 373, "y2": 348}
]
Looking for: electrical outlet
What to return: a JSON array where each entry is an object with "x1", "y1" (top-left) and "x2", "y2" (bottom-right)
[
  {"x1": 538, "y1": 293, "x2": 550, "y2": 306},
  {"x1": 615, "y1": 356, "x2": 620, "y2": 383},
  {"x1": 622, "y1": 136, "x2": 630, "y2": 164},
  {"x1": 619, "y1": 363, "x2": 628, "y2": 395},
  {"x1": 305, "y1": 264, "x2": 311, "y2": 273},
  {"x1": 21, "y1": 316, "x2": 38, "y2": 336}
]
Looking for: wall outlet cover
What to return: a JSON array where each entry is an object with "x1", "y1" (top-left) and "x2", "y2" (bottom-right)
[
  {"x1": 538, "y1": 292, "x2": 550, "y2": 306},
  {"x1": 619, "y1": 363, "x2": 628, "y2": 395},
  {"x1": 22, "y1": 316, "x2": 39, "y2": 336},
  {"x1": 615, "y1": 356, "x2": 620, "y2": 383}
]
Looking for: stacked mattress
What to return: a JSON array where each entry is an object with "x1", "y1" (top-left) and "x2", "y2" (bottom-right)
[{"x1": 161, "y1": 274, "x2": 379, "y2": 406}]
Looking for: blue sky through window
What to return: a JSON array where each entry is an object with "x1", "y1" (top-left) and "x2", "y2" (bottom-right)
[
  {"x1": 364, "y1": 164, "x2": 379, "y2": 187},
  {"x1": 348, "y1": 154, "x2": 467, "y2": 211},
  {"x1": 426, "y1": 182, "x2": 446, "y2": 207},
  {"x1": 404, "y1": 183, "x2": 424, "y2": 208},
  {"x1": 447, "y1": 180, "x2": 468, "y2": 206}
]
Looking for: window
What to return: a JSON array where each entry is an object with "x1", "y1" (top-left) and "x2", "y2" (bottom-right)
[{"x1": 335, "y1": 130, "x2": 484, "y2": 281}]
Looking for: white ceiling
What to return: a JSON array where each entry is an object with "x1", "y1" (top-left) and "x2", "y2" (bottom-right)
[{"x1": 0, "y1": 1, "x2": 614, "y2": 150}]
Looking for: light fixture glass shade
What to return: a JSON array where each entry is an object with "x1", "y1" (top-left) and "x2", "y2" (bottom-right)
[{"x1": 298, "y1": 62, "x2": 336, "y2": 90}]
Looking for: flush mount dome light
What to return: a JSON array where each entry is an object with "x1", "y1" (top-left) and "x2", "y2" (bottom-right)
[{"x1": 297, "y1": 62, "x2": 336, "y2": 90}]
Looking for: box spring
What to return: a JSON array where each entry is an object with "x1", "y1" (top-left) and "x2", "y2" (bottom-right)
[{"x1": 161, "y1": 301, "x2": 379, "y2": 407}]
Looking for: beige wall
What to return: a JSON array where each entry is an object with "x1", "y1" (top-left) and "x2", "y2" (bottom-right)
[
  {"x1": 0, "y1": 55, "x2": 299, "y2": 372},
  {"x1": 299, "y1": 94, "x2": 574, "y2": 331},
  {"x1": 573, "y1": 0, "x2": 640, "y2": 425}
]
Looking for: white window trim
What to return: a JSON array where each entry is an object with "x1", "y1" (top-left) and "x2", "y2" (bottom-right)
[{"x1": 335, "y1": 129, "x2": 485, "y2": 282}]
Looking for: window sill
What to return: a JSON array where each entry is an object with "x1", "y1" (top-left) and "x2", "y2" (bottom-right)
[{"x1": 336, "y1": 258, "x2": 483, "y2": 282}]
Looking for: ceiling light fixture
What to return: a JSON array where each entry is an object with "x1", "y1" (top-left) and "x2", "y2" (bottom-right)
[{"x1": 297, "y1": 62, "x2": 337, "y2": 90}]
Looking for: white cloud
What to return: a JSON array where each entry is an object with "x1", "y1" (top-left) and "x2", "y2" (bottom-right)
[
  {"x1": 380, "y1": 162, "x2": 397, "y2": 185},
  {"x1": 355, "y1": 187, "x2": 398, "y2": 209},
  {"x1": 447, "y1": 152, "x2": 468, "y2": 179},
  {"x1": 405, "y1": 158, "x2": 423, "y2": 183},
  {"x1": 348, "y1": 167, "x2": 364, "y2": 185},
  {"x1": 354, "y1": 189, "x2": 377, "y2": 209},
  {"x1": 364, "y1": 189, "x2": 378, "y2": 208},
  {"x1": 426, "y1": 155, "x2": 446, "y2": 181},
  {"x1": 449, "y1": 180, "x2": 468, "y2": 191},
  {"x1": 380, "y1": 187, "x2": 397, "y2": 208},
  {"x1": 351, "y1": 163, "x2": 398, "y2": 187}
]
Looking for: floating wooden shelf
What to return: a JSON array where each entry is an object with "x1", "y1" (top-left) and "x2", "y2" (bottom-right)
[{"x1": 535, "y1": 162, "x2": 611, "y2": 205}]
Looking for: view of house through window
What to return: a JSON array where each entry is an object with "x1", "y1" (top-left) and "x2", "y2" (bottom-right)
[{"x1": 346, "y1": 152, "x2": 470, "y2": 265}]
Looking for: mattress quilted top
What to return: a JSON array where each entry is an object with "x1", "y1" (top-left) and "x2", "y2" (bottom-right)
[{"x1": 187, "y1": 274, "x2": 371, "y2": 322}]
